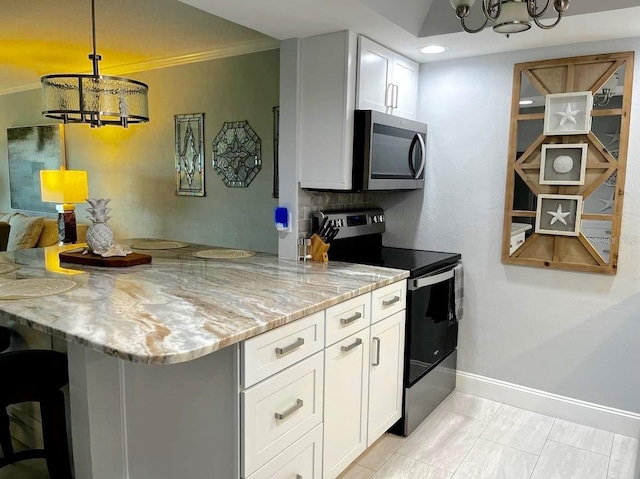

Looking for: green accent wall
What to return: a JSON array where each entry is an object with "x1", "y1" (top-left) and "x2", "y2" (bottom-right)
[{"x1": 0, "y1": 49, "x2": 280, "y2": 253}]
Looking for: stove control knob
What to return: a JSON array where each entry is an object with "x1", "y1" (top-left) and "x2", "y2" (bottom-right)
[
  {"x1": 379, "y1": 215, "x2": 385, "y2": 223},
  {"x1": 372, "y1": 216, "x2": 378, "y2": 224}
]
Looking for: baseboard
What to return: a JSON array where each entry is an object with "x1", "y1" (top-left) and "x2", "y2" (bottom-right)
[{"x1": 456, "y1": 371, "x2": 640, "y2": 438}]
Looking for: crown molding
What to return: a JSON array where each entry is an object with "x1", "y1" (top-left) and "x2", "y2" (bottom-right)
[
  {"x1": 0, "y1": 82, "x2": 43, "y2": 97},
  {"x1": 0, "y1": 38, "x2": 280, "y2": 97}
]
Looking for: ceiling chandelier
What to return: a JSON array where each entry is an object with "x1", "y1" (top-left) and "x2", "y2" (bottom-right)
[
  {"x1": 41, "y1": 0, "x2": 149, "y2": 127},
  {"x1": 449, "y1": 0, "x2": 571, "y2": 36}
]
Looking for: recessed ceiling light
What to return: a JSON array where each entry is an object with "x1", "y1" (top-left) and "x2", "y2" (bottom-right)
[
  {"x1": 420, "y1": 45, "x2": 448, "y2": 54},
  {"x1": 519, "y1": 100, "x2": 534, "y2": 105}
]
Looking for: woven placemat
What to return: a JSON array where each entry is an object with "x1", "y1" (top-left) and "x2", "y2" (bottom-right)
[
  {"x1": 0, "y1": 278, "x2": 79, "y2": 300},
  {"x1": 0, "y1": 264, "x2": 19, "y2": 275},
  {"x1": 193, "y1": 249, "x2": 255, "y2": 260},
  {"x1": 131, "y1": 241, "x2": 190, "y2": 250}
]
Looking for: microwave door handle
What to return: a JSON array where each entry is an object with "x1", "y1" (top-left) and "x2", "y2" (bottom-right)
[
  {"x1": 408, "y1": 135, "x2": 419, "y2": 177},
  {"x1": 415, "y1": 133, "x2": 426, "y2": 180}
]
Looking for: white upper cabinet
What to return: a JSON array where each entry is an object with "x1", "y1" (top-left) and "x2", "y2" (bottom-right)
[
  {"x1": 357, "y1": 37, "x2": 394, "y2": 114},
  {"x1": 299, "y1": 31, "x2": 358, "y2": 190},
  {"x1": 357, "y1": 36, "x2": 419, "y2": 120}
]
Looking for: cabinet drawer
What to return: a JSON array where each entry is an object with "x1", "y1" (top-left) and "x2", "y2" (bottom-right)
[
  {"x1": 242, "y1": 352, "x2": 324, "y2": 477},
  {"x1": 509, "y1": 232, "x2": 526, "y2": 255},
  {"x1": 325, "y1": 294, "x2": 371, "y2": 346},
  {"x1": 371, "y1": 281, "x2": 406, "y2": 324},
  {"x1": 246, "y1": 425, "x2": 323, "y2": 479},
  {"x1": 241, "y1": 312, "x2": 325, "y2": 388}
]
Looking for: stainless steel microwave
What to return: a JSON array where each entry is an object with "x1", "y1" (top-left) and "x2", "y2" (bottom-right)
[{"x1": 353, "y1": 110, "x2": 427, "y2": 191}]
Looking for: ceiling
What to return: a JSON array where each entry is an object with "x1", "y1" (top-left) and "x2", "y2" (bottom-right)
[
  {"x1": 0, "y1": 0, "x2": 277, "y2": 95},
  {"x1": 2, "y1": 0, "x2": 639, "y2": 96},
  {"x1": 177, "y1": 0, "x2": 640, "y2": 62}
]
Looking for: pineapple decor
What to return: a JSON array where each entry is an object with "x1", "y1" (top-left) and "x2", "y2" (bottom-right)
[{"x1": 86, "y1": 198, "x2": 116, "y2": 254}]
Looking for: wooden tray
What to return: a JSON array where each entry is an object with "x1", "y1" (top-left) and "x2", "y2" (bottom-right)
[{"x1": 59, "y1": 251, "x2": 152, "y2": 267}]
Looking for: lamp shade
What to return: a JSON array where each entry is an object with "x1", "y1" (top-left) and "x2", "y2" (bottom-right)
[
  {"x1": 493, "y1": 0, "x2": 532, "y2": 34},
  {"x1": 40, "y1": 170, "x2": 89, "y2": 205}
]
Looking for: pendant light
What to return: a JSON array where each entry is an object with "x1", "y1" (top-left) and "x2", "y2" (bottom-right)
[
  {"x1": 449, "y1": 0, "x2": 571, "y2": 36},
  {"x1": 41, "y1": 0, "x2": 149, "y2": 128}
]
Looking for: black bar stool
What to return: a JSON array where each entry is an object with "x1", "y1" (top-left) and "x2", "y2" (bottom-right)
[{"x1": 0, "y1": 332, "x2": 72, "y2": 478}]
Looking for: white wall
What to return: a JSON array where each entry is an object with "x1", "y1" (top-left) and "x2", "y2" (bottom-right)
[{"x1": 377, "y1": 37, "x2": 640, "y2": 413}]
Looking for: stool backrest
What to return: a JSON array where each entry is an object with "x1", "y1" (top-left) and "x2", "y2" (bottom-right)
[{"x1": 0, "y1": 222, "x2": 10, "y2": 252}]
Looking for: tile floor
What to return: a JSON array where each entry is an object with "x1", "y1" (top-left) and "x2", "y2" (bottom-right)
[
  {"x1": 339, "y1": 391, "x2": 639, "y2": 479},
  {"x1": 1, "y1": 391, "x2": 638, "y2": 478}
]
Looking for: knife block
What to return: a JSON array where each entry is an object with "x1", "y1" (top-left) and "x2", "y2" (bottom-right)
[{"x1": 310, "y1": 234, "x2": 330, "y2": 263}]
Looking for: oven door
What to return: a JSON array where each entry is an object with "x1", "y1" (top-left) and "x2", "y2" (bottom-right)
[{"x1": 406, "y1": 267, "x2": 458, "y2": 388}]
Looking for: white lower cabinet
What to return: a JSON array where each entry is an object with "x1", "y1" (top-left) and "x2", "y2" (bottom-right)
[
  {"x1": 242, "y1": 352, "x2": 324, "y2": 478},
  {"x1": 240, "y1": 280, "x2": 408, "y2": 479},
  {"x1": 323, "y1": 329, "x2": 371, "y2": 479},
  {"x1": 247, "y1": 425, "x2": 323, "y2": 479},
  {"x1": 368, "y1": 311, "x2": 405, "y2": 446}
]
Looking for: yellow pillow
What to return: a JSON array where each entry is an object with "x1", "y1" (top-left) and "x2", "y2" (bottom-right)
[
  {"x1": 36, "y1": 218, "x2": 60, "y2": 248},
  {"x1": 7, "y1": 214, "x2": 44, "y2": 250}
]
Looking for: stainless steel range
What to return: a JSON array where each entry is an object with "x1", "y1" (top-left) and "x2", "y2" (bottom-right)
[{"x1": 313, "y1": 208, "x2": 461, "y2": 436}]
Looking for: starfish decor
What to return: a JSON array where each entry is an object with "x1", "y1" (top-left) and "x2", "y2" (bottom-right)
[
  {"x1": 555, "y1": 103, "x2": 580, "y2": 126},
  {"x1": 599, "y1": 193, "x2": 615, "y2": 212},
  {"x1": 605, "y1": 127, "x2": 620, "y2": 146},
  {"x1": 547, "y1": 204, "x2": 572, "y2": 226}
]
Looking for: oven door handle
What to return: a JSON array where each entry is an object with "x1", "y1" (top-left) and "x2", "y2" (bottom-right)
[{"x1": 409, "y1": 269, "x2": 454, "y2": 291}]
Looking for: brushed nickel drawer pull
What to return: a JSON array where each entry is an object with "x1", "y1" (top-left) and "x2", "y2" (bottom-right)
[
  {"x1": 296, "y1": 475, "x2": 303, "y2": 479},
  {"x1": 275, "y1": 337, "x2": 305, "y2": 356},
  {"x1": 383, "y1": 296, "x2": 401, "y2": 307},
  {"x1": 340, "y1": 312, "x2": 362, "y2": 325},
  {"x1": 275, "y1": 399, "x2": 304, "y2": 420},
  {"x1": 341, "y1": 338, "x2": 363, "y2": 352},
  {"x1": 372, "y1": 337, "x2": 381, "y2": 366}
]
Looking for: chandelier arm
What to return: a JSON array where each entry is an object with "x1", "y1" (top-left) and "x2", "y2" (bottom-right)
[
  {"x1": 483, "y1": 0, "x2": 502, "y2": 21},
  {"x1": 460, "y1": 17, "x2": 490, "y2": 34},
  {"x1": 527, "y1": 0, "x2": 551, "y2": 19},
  {"x1": 533, "y1": 12, "x2": 563, "y2": 29}
]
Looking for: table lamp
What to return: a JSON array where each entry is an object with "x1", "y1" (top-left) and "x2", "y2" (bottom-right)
[{"x1": 40, "y1": 169, "x2": 89, "y2": 244}]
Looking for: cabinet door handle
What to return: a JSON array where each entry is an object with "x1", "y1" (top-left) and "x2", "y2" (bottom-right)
[
  {"x1": 372, "y1": 337, "x2": 381, "y2": 366},
  {"x1": 382, "y1": 296, "x2": 401, "y2": 307},
  {"x1": 341, "y1": 338, "x2": 363, "y2": 352},
  {"x1": 340, "y1": 312, "x2": 362, "y2": 325},
  {"x1": 296, "y1": 476, "x2": 303, "y2": 479},
  {"x1": 385, "y1": 83, "x2": 394, "y2": 108},
  {"x1": 275, "y1": 337, "x2": 304, "y2": 356},
  {"x1": 275, "y1": 399, "x2": 304, "y2": 420},
  {"x1": 392, "y1": 84, "x2": 399, "y2": 109}
]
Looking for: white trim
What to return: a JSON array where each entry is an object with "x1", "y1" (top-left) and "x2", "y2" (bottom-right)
[
  {"x1": 0, "y1": 38, "x2": 280, "y2": 97},
  {"x1": 456, "y1": 371, "x2": 640, "y2": 438}
]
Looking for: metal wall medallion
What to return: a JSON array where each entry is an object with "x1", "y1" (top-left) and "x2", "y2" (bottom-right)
[
  {"x1": 175, "y1": 113, "x2": 205, "y2": 196},
  {"x1": 212, "y1": 120, "x2": 261, "y2": 188}
]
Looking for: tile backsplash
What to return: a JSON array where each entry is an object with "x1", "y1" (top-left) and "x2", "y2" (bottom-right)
[{"x1": 298, "y1": 187, "x2": 376, "y2": 238}]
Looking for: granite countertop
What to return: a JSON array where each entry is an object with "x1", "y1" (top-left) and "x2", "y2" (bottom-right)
[
  {"x1": 511, "y1": 223, "x2": 533, "y2": 236},
  {"x1": 0, "y1": 240, "x2": 408, "y2": 365}
]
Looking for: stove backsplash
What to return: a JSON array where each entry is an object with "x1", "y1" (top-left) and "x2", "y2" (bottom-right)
[{"x1": 298, "y1": 187, "x2": 375, "y2": 238}]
